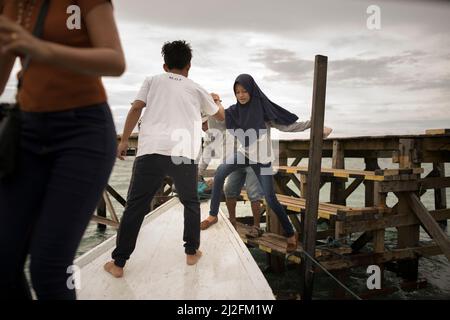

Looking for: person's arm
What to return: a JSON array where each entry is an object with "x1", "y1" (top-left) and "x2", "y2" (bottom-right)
[
  {"x1": 0, "y1": 3, "x2": 125, "y2": 77},
  {"x1": 0, "y1": 52, "x2": 15, "y2": 95},
  {"x1": 212, "y1": 103, "x2": 225, "y2": 121},
  {"x1": 210, "y1": 93, "x2": 225, "y2": 121},
  {"x1": 270, "y1": 119, "x2": 333, "y2": 138},
  {"x1": 117, "y1": 100, "x2": 146, "y2": 160},
  {"x1": 270, "y1": 120, "x2": 311, "y2": 132},
  {"x1": 0, "y1": 0, "x2": 15, "y2": 95}
]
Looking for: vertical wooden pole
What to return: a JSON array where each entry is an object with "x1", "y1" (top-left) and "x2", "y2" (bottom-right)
[
  {"x1": 97, "y1": 194, "x2": 107, "y2": 231},
  {"x1": 330, "y1": 140, "x2": 346, "y2": 205},
  {"x1": 397, "y1": 139, "x2": 420, "y2": 281},
  {"x1": 267, "y1": 155, "x2": 287, "y2": 273},
  {"x1": 433, "y1": 163, "x2": 448, "y2": 229},
  {"x1": 352, "y1": 158, "x2": 381, "y2": 247},
  {"x1": 364, "y1": 158, "x2": 380, "y2": 207},
  {"x1": 300, "y1": 55, "x2": 328, "y2": 300},
  {"x1": 373, "y1": 181, "x2": 386, "y2": 254}
]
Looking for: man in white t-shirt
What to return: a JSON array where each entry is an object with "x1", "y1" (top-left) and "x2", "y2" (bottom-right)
[{"x1": 104, "y1": 41, "x2": 225, "y2": 277}]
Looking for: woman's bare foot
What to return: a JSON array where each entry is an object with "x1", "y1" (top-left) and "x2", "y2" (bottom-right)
[
  {"x1": 286, "y1": 234, "x2": 298, "y2": 253},
  {"x1": 103, "y1": 261, "x2": 124, "y2": 278},
  {"x1": 200, "y1": 215, "x2": 218, "y2": 230},
  {"x1": 186, "y1": 250, "x2": 203, "y2": 266}
]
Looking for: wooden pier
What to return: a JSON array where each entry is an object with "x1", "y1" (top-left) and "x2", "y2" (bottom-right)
[
  {"x1": 91, "y1": 54, "x2": 449, "y2": 299},
  {"x1": 93, "y1": 129, "x2": 450, "y2": 299}
]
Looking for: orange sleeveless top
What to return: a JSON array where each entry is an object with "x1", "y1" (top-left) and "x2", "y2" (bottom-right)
[{"x1": 2, "y1": 0, "x2": 111, "y2": 112}]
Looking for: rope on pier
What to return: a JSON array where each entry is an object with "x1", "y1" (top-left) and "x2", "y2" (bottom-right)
[{"x1": 298, "y1": 249, "x2": 363, "y2": 300}]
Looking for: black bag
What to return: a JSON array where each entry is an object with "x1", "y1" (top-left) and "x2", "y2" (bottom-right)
[
  {"x1": 0, "y1": 0, "x2": 50, "y2": 179},
  {"x1": 0, "y1": 103, "x2": 21, "y2": 179}
]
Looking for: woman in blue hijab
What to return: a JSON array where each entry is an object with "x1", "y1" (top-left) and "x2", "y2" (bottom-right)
[{"x1": 201, "y1": 74, "x2": 318, "y2": 252}]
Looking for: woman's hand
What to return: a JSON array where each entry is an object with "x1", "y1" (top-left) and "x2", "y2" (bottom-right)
[
  {"x1": 0, "y1": 16, "x2": 51, "y2": 61},
  {"x1": 323, "y1": 126, "x2": 333, "y2": 138},
  {"x1": 117, "y1": 141, "x2": 129, "y2": 160},
  {"x1": 211, "y1": 93, "x2": 222, "y2": 103}
]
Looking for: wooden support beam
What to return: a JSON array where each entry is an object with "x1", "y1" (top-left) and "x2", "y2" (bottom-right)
[
  {"x1": 433, "y1": 163, "x2": 447, "y2": 229},
  {"x1": 379, "y1": 180, "x2": 419, "y2": 193},
  {"x1": 321, "y1": 244, "x2": 442, "y2": 271},
  {"x1": 106, "y1": 184, "x2": 126, "y2": 207},
  {"x1": 421, "y1": 177, "x2": 450, "y2": 190},
  {"x1": 291, "y1": 157, "x2": 302, "y2": 167},
  {"x1": 289, "y1": 173, "x2": 302, "y2": 192},
  {"x1": 91, "y1": 215, "x2": 119, "y2": 228},
  {"x1": 396, "y1": 139, "x2": 421, "y2": 281},
  {"x1": 353, "y1": 158, "x2": 381, "y2": 252},
  {"x1": 330, "y1": 140, "x2": 346, "y2": 205},
  {"x1": 351, "y1": 232, "x2": 374, "y2": 253},
  {"x1": 288, "y1": 213, "x2": 302, "y2": 234},
  {"x1": 300, "y1": 174, "x2": 308, "y2": 198},
  {"x1": 406, "y1": 193, "x2": 450, "y2": 261},
  {"x1": 300, "y1": 55, "x2": 327, "y2": 301},
  {"x1": 343, "y1": 178, "x2": 363, "y2": 200},
  {"x1": 268, "y1": 156, "x2": 288, "y2": 273},
  {"x1": 342, "y1": 209, "x2": 450, "y2": 234},
  {"x1": 103, "y1": 192, "x2": 119, "y2": 223},
  {"x1": 372, "y1": 181, "x2": 386, "y2": 259},
  {"x1": 425, "y1": 129, "x2": 450, "y2": 135},
  {"x1": 96, "y1": 196, "x2": 107, "y2": 231}
]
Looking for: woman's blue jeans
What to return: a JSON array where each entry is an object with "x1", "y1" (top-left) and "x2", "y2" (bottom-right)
[{"x1": 209, "y1": 153, "x2": 294, "y2": 237}]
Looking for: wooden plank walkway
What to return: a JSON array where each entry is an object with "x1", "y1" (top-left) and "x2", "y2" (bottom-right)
[{"x1": 75, "y1": 199, "x2": 274, "y2": 300}]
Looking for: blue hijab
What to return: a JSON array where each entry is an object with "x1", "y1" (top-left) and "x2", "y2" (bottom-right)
[{"x1": 225, "y1": 74, "x2": 298, "y2": 147}]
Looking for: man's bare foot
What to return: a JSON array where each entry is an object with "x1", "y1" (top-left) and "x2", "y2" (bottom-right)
[
  {"x1": 186, "y1": 250, "x2": 203, "y2": 266},
  {"x1": 103, "y1": 261, "x2": 124, "y2": 278}
]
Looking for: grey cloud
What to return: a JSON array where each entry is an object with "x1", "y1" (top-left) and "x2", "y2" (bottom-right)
[
  {"x1": 114, "y1": 0, "x2": 361, "y2": 33},
  {"x1": 113, "y1": 0, "x2": 450, "y2": 37},
  {"x1": 405, "y1": 75, "x2": 450, "y2": 91},
  {"x1": 251, "y1": 49, "x2": 314, "y2": 83},
  {"x1": 251, "y1": 47, "x2": 450, "y2": 92}
]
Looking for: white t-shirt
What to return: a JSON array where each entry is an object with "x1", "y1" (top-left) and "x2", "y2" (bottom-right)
[{"x1": 135, "y1": 73, "x2": 219, "y2": 160}]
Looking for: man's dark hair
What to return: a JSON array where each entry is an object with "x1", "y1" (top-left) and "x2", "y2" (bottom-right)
[{"x1": 161, "y1": 40, "x2": 192, "y2": 70}]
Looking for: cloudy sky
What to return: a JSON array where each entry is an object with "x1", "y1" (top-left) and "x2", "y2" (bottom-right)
[{"x1": 2, "y1": 0, "x2": 450, "y2": 138}]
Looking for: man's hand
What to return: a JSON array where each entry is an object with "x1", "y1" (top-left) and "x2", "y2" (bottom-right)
[
  {"x1": 323, "y1": 126, "x2": 333, "y2": 138},
  {"x1": 211, "y1": 93, "x2": 221, "y2": 103},
  {"x1": 117, "y1": 141, "x2": 128, "y2": 160}
]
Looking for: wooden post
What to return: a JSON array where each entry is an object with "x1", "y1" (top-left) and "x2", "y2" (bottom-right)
[
  {"x1": 406, "y1": 193, "x2": 450, "y2": 261},
  {"x1": 397, "y1": 139, "x2": 421, "y2": 280},
  {"x1": 351, "y1": 158, "x2": 380, "y2": 251},
  {"x1": 300, "y1": 55, "x2": 328, "y2": 300},
  {"x1": 433, "y1": 163, "x2": 448, "y2": 229},
  {"x1": 267, "y1": 155, "x2": 287, "y2": 273},
  {"x1": 364, "y1": 158, "x2": 380, "y2": 207},
  {"x1": 330, "y1": 140, "x2": 346, "y2": 205},
  {"x1": 96, "y1": 195, "x2": 107, "y2": 231},
  {"x1": 373, "y1": 181, "x2": 386, "y2": 254}
]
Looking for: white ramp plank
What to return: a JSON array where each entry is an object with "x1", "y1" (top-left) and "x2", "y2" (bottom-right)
[{"x1": 75, "y1": 198, "x2": 274, "y2": 300}]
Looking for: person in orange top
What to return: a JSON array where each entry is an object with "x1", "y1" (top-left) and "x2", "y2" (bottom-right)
[{"x1": 0, "y1": 0, "x2": 125, "y2": 300}]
